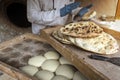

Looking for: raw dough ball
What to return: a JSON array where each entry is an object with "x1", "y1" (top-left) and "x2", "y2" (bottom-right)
[
  {"x1": 20, "y1": 65, "x2": 38, "y2": 76},
  {"x1": 35, "y1": 70, "x2": 54, "y2": 80},
  {"x1": 52, "y1": 75, "x2": 70, "y2": 80},
  {"x1": 73, "y1": 71, "x2": 87, "y2": 80},
  {"x1": 41, "y1": 59, "x2": 60, "y2": 72},
  {"x1": 59, "y1": 57, "x2": 72, "y2": 65},
  {"x1": 28, "y1": 55, "x2": 46, "y2": 67},
  {"x1": 55, "y1": 64, "x2": 75, "y2": 79},
  {"x1": 44, "y1": 51, "x2": 60, "y2": 59}
]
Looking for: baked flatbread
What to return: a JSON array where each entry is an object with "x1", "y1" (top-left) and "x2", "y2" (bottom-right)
[
  {"x1": 52, "y1": 21, "x2": 119, "y2": 54},
  {"x1": 82, "y1": 11, "x2": 97, "y2": 20},
  {"x1": 52, "y1": 30, "x2": 72, "y2": 44},
  {"x1": 69, "y1": 32, "x2": 119, "y2": 54},
  {"x1": 60, "y1": 21, "x2": 103, "y2": 38}
]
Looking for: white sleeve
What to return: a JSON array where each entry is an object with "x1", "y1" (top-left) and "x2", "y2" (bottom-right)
[{"x1": 27, "y1": 0, "x2": 61, "y2": 25}]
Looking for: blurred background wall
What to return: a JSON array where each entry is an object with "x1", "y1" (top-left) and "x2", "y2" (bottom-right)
[{"x1": 76, "y1": 0, "x2": 118, "y2": 17}]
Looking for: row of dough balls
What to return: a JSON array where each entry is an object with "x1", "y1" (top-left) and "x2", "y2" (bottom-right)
[{"x1": 20, "y1": 51, "x2": 87, "y2": 80}]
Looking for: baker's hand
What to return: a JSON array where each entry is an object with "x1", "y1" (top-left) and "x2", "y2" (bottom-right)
[
  {"x1": 71, "y1": 7, "x2": 82, "y2": 16},
  {"x1": 60, "y1": 2, "x2": 81, "y2": 17},
  {"x1": 77, "y1": 4, "x2": 93, "y2": 18}
]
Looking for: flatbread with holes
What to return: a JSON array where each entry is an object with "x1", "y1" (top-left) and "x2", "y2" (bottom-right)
[
  {"x1": 52, "y1": 21, "x2": 119, "y2": 54},
  {"x1": 68, "y1": 32, "x2": 119, "y2": 54},
  {"x1": 52, "y1": 30, "x2": 72, "y2": 44},
  {"x1": 60, "y1": 21, "x2": 103, "y2": 38}
]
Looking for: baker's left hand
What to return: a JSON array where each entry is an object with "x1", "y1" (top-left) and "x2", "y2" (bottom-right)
[{"x1": 77, "y1": 4, "x2": 93, "y2": 18}]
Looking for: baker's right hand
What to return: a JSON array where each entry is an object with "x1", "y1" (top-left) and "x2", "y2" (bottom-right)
[{"x1": 60, "y1": 2, "x2": 81, "y2": 17}]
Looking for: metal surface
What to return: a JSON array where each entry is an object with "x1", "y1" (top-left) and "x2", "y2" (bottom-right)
[{"x1": 89, "y1": 55, "x2": 120, "y2": 66}]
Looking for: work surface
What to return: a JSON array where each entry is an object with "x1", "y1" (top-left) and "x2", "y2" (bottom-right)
[
  {"x1": 41, "y1": 26, "x2": 120, "y2": 80},
  {"x1": 0, "y1": 33, "x2": 54, "y2": 80}
]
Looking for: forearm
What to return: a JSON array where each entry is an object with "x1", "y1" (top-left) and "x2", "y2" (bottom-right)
[
  {"x1": 27, "y1": 9, "x2": 61, "y2": 25},
  {"x1": 27, "y1": 0, "x2": 80, "y2": 25}
]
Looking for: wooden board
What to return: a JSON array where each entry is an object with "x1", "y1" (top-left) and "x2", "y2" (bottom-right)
[
  {"x1": 40, "y1": 26, "x2": 120, "y2": 80},
  {"x1": 0, "y1": 61, "x2": 37, "y2": 80},
  {"x1": 0, "y1": 33, "x2": 88, "y2": 80},
  {"x1": 115, "y1": 0, "x2": 120, "y2": 19},
  {"x1": 0, "y1": 33, "x2": 54, "y2": 80}
]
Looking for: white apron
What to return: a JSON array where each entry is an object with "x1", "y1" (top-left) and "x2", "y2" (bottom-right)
[{"x1": 27, "y1": 0, "x2": 75, "y2": 34}]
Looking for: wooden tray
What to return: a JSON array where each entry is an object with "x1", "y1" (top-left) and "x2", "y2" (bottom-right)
[
  {"x1": 0, "y1": 61, "x2": 37, "y2": 80},
  {"x1": 0, "y1": 33, "x2": 55, "y2": 80},
  {"x1": 40, "y1": 26, "x2": 120, "y2": 80}
]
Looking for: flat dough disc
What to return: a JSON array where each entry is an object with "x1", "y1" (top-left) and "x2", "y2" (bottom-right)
[
  {"x1": 44, "y1": 51, "x2": 60, "y2": 59},
  {"x1": 55, "y1": 64, "x2": 75, "y2": 79},
  {"x1": 20, "y1": 65, "x2": 38, "y2": 76},
  {"x1": 59, "y1": 57, "x2": 72, "y2": 65},
  {"x1": 73, "y1": 71, "x2": 87, "y2": 80},
  {"x1": 35, "y1": 70, "x2": 54, "y2": 80},
  {"x1": 28, "y1": 55, "x2": 46, "y2": 67},
  {"x1": 41, "y1": 59, "x2": 60, "y2": 72},
  {"x1": 52, "y1": 75, "x2": 70, "y2": 80}
]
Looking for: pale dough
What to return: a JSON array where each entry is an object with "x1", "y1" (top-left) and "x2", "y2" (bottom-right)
[
  {"x1": 28, "y1": 55, "x2": 46, "y2": 67},
  {"x1": 55, "y1": 64, "x2": 75, "y2": 79},
  {"x1": 73, "y1": 71, "x2": 87, "y2": 80},
  {"x1": 20, "y1": 65, "x2": 38, "y2": 76},
  {"x1": 59, "y1": 57, "x2": 72, "y2": 65},
  {"x1": 35, "y1": 70, "x2": 54, "y2": 80},
  {"x1": 44, "y1": 51, "x2": 60, "y2": 59},
  {"x1": 52, "y1": 75, "x2": 70, "y2": 80},
  {"x1": 41, "y1": 59, "x2": 60, "y2": 72}
]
